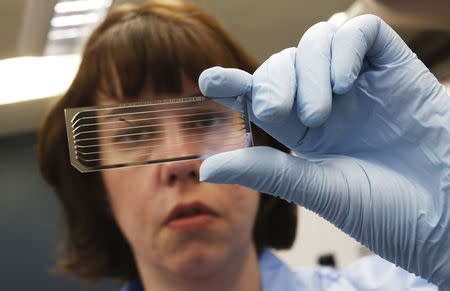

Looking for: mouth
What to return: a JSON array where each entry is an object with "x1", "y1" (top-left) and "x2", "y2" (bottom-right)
[{"x1": 165, "y1": 201, "x2": 218, "y2": 232}]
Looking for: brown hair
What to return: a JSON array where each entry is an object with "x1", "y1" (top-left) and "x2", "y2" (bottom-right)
[{"x1": 38, "y1": 0, "x2": 296, "y2": 283}]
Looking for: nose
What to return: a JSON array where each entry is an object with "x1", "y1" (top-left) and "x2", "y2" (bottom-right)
[{"x1": 160, "y1": 159, "x2": 202, "y2": 187}]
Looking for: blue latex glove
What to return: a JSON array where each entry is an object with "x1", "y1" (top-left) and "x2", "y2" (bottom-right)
[{"x1": 198, "y1": 15, "x2": 450, "y2": 290}]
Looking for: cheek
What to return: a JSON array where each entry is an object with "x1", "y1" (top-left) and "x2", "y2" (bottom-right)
[
  {"x1": 101, "y1": 166, "x2": 163, "y2": 244},
  {"x1": 231, "y1": 184, "x2": 259, "y2": 210},
  {"x1": 217, "y1": 184, "x2": 260, "y2": 235}
]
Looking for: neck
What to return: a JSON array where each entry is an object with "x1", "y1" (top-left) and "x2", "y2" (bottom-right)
[{"x1": 137, "y1": 244, "x2": 261, "y2": 291}]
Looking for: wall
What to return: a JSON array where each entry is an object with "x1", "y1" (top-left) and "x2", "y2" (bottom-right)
[{"x1": 0, "y1": 133, "x2": 118, "y2": 290}]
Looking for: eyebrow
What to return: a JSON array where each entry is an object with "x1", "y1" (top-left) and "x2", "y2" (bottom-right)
[{"x1": 97, "y1": 108, "x2": 156, "y2": 122}]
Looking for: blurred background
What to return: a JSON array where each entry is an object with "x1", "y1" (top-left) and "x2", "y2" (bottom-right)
[{"x1": 0, "y1": 0, "x2": 448, "y2": 290}]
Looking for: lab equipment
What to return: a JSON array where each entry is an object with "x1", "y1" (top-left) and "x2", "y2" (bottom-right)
[
  {"x1": 65, "y1": 96, "x2": 252, "y2": 172},
  {"x1": 199, "y1": 15, "x2": 449, "y2": 289}
]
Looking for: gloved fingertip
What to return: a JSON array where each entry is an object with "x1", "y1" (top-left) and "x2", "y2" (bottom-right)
[
  {"x1": 199, "y1": 158, "x2": 213, "y2": 182},
  {"x1": 199, "y1": 67, "x2": 253, "y2": 98},
  {"x1": 199, "y1": 152, "x2": 233, "y2": 183},
  {"x1": 300, "y1": 103, "x2": 331, "y2": 127},
  {"x1": 331, "y1": 15, "x2": 382, "y2": 95},
  {"x1": 198, "y1": 66, "x2": 225, "y2": 97},
  {"x1": 331, "y1": 70, "x2": 356, "y2": 95}
]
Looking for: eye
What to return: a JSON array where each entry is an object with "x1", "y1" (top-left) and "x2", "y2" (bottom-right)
[
  {"x1": 113, "y1": 128, "x2": 160, "y2": 144},
  {"x1": 192, "y1": 118, "x2": 222, "y2": 128},
  {"x1": 188, "y1": 112, "x2": 229, "y2": 130}
]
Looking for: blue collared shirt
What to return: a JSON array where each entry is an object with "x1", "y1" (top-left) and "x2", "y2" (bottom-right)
[{"x1": 121, "y1": 249, "x2": 437, "y2": 290}]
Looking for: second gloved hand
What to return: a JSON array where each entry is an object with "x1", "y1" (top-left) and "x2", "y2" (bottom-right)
[{"x1": 199, "y1": 15, "x2": 450, "y2": 289}]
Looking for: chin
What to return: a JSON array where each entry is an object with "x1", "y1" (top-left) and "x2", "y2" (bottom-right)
[{"x1": 170, "y1": 243, "x2": 229, "y2": 278}]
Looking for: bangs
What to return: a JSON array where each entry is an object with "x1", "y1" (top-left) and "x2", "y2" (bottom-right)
[{"x1": 91, "y1": 12, "x2": 238, "y2": 102}]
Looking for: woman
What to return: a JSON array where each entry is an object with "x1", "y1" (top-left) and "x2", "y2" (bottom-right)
[{"x1": 38, "y1": 1, "x2": 296, "y2": 290}]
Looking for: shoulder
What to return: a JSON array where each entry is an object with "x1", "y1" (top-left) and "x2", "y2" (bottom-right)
[
  {"x1": 120, "y1": 279, "x2": 143, "y2": 291},
  {"x1": 341, "y1": 255, "x2": 437, "y2": 290},
  {"x1": 259, "y1": 250, "x2": 437, "y2": 291},
  {"x1": 259, "y1": 249, "x2": 357, "y2": 291}
]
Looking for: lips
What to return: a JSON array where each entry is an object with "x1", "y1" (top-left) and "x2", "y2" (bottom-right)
[
  {"x1": 165, "y1": 201, "x2": 218, "y2": 232},
  {"x1": 166, "y1": 201, "x2": 217, "y2": 222}
]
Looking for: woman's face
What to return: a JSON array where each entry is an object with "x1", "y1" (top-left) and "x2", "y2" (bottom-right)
[{"x1": 99, "y1": 79, "x2": 260, "y2": 278}]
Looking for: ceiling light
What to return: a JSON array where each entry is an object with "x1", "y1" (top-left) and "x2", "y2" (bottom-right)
[
  {"x1": 55, "y1": 0, "x2": 112, "y2": 14},
  {"x1": 0, "y1": 55, "x2": 81, "y2": 105},
  {"x1": 51, "y1": 13, "x2": 100, "y2": 28}
]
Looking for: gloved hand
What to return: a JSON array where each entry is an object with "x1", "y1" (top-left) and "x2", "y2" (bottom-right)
[{"x1": 198, "y1": 15, "x2": 450, "y2": 290}]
